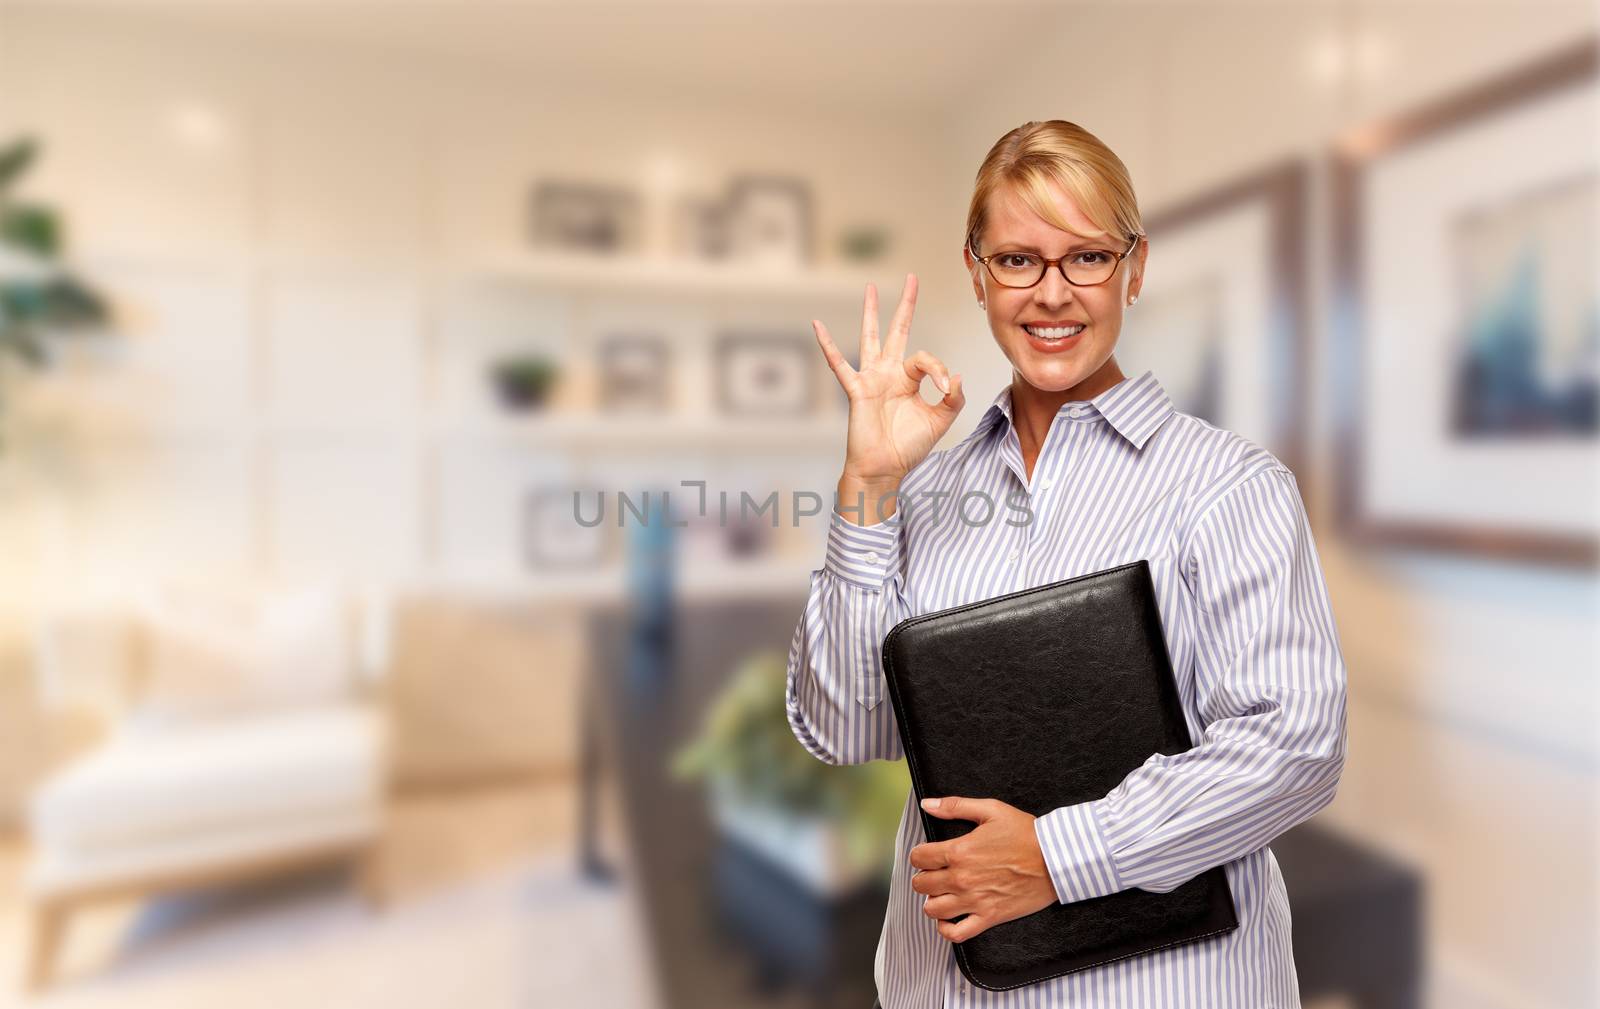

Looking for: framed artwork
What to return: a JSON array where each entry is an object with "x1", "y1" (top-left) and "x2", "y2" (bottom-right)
[
  {"x1": 1116, "y1": 160, "x2": 1310, "y2": 486},
  {"x1": 531, "y1": 180, "x2": 641, "y2": 254},
  {"x1": 678, "y1": 508, "x2": 774, "y2": 565},
  {"x1": 597, "y1": 333, "x2": 671, "y2": 413},
  {"x1": 1331, "y1": 38, "x2": 1598, "y2": 566},
  {"x1": 724, "y1": 175, "x2": 812, "y2": 268},
  {"x1": 713, "y1": 331, "x2": 815, "y2": 416},
  {"x1": 672, "y1": 193, "x2": 729, "y2": 261},
  {"x1": 523, "y1": 484, "x2": 611, "y2": 570}
]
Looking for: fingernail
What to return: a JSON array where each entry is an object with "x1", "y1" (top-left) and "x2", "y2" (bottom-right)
[
  {"x1": 921, "y1": 798, "x2": 940, "y2": 811},
  {"x1": 937, "y1": 376, "x2": 950, "y2": 395}
]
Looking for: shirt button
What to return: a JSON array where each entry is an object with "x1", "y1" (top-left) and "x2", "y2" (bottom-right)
[
  {"x1": 1007, "y1": 548, "x2": 1020, "y2": 562},
  {"x1": 865, "y1": 551, "x2": 880, "y2": 565},
  {"x1": 1041, "y1": 476, "x2": 1055, "y2": 490}
]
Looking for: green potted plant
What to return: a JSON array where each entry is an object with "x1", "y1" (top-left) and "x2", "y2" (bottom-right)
[
  {"x1": 0, "y1": 136, "x2": 111, "y2": 453},
  {"x1": 488, "y1": 354, "x2": 559, "y2": 411},
  {"x1": 672, "y1": 649, "x2": 910, "y2": 896},
  {"x1": 838, "y1": 224, "x2": 891, "y2": 263}
]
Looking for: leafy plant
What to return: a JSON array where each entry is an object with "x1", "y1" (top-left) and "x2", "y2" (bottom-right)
[
  {"x1": 838, "y1": 224, "x2": 890, "y2": 263},
  {"x1": 671, "y1": 649, "x2": 910, "y2": 871},
  {"x1": 488, "y1": 354, "x2": 559, "y2": 409},
  {"x1": 0, "y1": 136, "x2": 108, "y2": 371}
]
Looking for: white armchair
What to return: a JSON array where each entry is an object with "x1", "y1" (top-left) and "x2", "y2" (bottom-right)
[{"x1": 22, "y1": 579, "x2": 392, "y2": 991}]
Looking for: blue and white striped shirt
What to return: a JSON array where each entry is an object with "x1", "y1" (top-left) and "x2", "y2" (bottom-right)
[{"x1": 785, "y1": 368, "x2": 1348, "y2": 1009}]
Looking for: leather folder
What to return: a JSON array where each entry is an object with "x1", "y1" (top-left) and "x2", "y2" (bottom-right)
[{"x1": 879, "y1": 559, "x2": 1239, "y2": 990}]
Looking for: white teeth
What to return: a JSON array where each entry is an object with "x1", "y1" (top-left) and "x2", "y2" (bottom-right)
[{"x1": 1026, "y1": 324, "x2": 1084, "y2": 339}]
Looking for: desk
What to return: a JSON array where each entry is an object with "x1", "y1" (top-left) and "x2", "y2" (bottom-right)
[
  {"x1": 583, "y1": 594, "x2": 880, "y2": 1009},
  {"x1": 1271, "y1": 823, "x2": 1425, "y2": 1009}
]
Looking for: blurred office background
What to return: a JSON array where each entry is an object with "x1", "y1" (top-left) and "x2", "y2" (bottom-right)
[{"x1": 0, "y1": 1, "x2": 1594, "y2": 1007}]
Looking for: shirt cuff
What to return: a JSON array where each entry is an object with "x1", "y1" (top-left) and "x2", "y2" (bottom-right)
[
  {"x1": 1034, "y1": 799, "x2": 1123, "y2": 904},
  {"x1": 823, "y1": 508, "x2": 902, "y2": 589}
]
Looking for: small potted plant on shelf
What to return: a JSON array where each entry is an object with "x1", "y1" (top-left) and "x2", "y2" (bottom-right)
[
  {"x1": 838, "y1": 223, "x2": 891, "y2": 263},
  {"x1": 672, "y1": 649, "x2": 910, "y2": 898},
  {"x1": 488, "y1": 354, "x2": 559, "y2": 412}
]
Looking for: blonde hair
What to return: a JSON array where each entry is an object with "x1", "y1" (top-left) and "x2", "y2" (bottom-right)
[{"x1": 965, "y1": 121, "x2": 1144, "y2": 255}]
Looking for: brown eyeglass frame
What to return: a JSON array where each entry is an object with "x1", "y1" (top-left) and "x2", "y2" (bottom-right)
[{"x1": 965, "y1": 233, "x2": 1143, "y2": 288}]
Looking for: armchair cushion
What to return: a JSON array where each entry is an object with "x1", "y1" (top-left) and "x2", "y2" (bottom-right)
[
  {"x1": 28, "y1": 704, "x2": 385, "y2": 858},
  {"x1": 129, "y1": 582, "x2": 356, "y2": 729}
]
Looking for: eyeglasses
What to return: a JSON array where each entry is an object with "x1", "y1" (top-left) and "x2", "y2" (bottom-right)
[{"x1": 966, "y1": 233, "x2": 1142, "y2": 289}]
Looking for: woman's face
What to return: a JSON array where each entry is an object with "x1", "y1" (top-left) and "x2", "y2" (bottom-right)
[{"x1": 963, "y1": 181, "x2": 1146, "y2": 398}]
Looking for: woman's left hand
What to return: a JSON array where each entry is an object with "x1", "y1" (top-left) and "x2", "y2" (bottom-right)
[{"x1": 908, "y1": 796, "x2": 1059, "y2": 942}]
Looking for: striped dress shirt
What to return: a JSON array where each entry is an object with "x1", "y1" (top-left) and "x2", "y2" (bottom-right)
[{"x1": 785, "y1": 368, "x2": 1349, "y2": 1009}]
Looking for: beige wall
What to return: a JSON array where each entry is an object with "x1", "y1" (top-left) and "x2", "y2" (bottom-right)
[{"x1": 0, "y1": 4, "x2": 1595, "y2": 1007}]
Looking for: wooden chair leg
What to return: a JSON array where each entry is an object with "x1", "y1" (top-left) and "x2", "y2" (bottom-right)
[{"x1": 25, "y1": 898, "x2": 71, "y2": 993}]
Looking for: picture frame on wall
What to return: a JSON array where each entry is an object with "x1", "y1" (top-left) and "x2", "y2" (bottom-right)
[
  {"x1": 597, "y1": 333, "x2": 671, "y2": 413},
  {"x1": 724, "y1": 175, "x2": 812, "y2": 268},
  {"x1": 523, "y1": 484, "x2": 610, "y2": 570},
  {"x1": 531, "y1": 180, "x2": 642, "y2": 254},
  {"x1": 713, "y1": 331, "x2": 815, "y2": 417},
  {"x1": 1115, "y1": 160, "x2": 1310, "y2": 485},
  {"x1": 1331, "y1": 38, "x2": 1598, "y2": 567}
]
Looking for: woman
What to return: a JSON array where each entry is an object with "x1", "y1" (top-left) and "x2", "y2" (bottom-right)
[{"x1": 785, "y1": 120, "x2": 1348, "y2": 1009}]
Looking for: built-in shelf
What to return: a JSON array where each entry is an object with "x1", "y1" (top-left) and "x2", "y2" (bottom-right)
[
  {"x1": 422, "y1": 557, "x2": 818, "y2": 604},
  {"x1": 430, "y1": 411, "x2": 849, "y2": 451},
  {"x1": 77, "y1": 246, "x2": 891, "y2": 303},
  {"x1": 208, "y1": 413, "x2": 845, "y2": 453},
  {"x1": 458, "y1": 248, "x2": 886, "y2": 301}
]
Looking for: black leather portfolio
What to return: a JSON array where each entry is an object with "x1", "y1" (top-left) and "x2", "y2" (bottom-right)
[{"x1": 879, "y1": 559, "x2": 1239, "y2": 991}]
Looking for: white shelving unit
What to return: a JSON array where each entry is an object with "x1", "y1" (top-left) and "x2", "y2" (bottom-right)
[
  {"x1": 420, "y1": 554, "x2": 818, "y2": 606},
  {"x1": 430, "y1": 248, "x2": 870, "y2": 599},
  {"x1": 429, "y1": 411, "x2": 848, "y2": 451},
  {"x1": 457, "y1": 248, "x2": 886, "y2": 302}
]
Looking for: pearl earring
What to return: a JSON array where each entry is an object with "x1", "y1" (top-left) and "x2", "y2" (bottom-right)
[
  {"x1": 978, "y1": 301, "x2": 985, "y2": 309},
  {"x1": 1128, "y1": 294, "x2": 1139, "y2": 306}
]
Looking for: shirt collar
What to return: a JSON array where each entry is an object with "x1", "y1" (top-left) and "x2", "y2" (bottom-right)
[{"x1": 973, "y1": 369, "x2": 1175, "y2": 451}]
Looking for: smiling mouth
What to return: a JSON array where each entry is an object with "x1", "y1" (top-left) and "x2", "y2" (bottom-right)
[{"x1": 1023, "y1": 324, "x2": 1086, "y2": 340}]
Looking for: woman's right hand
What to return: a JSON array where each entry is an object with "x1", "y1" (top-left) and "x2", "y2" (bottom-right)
[{"x1": 813, "y1": 273, "x2": 966, "y2": 489}]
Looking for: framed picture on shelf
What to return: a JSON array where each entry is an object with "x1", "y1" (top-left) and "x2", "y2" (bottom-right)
[
  {"x1": 679, "y1": 508, "x2": 774, "y2": 566},
  {"x1": 597, "y1": 333, "x2": 671, "y2": 413},
  {"x1": 1331, "y1": 38, "x2": 1598, "y2": 567},
  {"x1": 523, "y1": 484, "x2": 611, "y2": 570},
  {"x1": 673, "y1": 192, "x2": 729, "y2": 261},
  {"x1": 713, "y1": 331, "x2": 816, "y2": 417},
  {"x1": 724, "y1": 175, "x2": 812, "y2": 268},
  {"x1": 723, "y1": 509, "x2": 774, "y2": 559},
  {"x1": 1115, "y1": 159, "x2": 1309, "y2": 485},
  {"x1": 531, "y1": 180, "x2": 642, "y2": 254}
]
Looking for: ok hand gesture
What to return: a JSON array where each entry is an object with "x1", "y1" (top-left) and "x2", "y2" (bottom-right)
[{"x1": 813, "y1": 273, "x2": 965, "y2": 491}]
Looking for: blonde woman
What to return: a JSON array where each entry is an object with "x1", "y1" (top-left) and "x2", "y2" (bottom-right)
[{"x1": 786, "y1": 120, "x2": 1348, "y2": 1008}]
